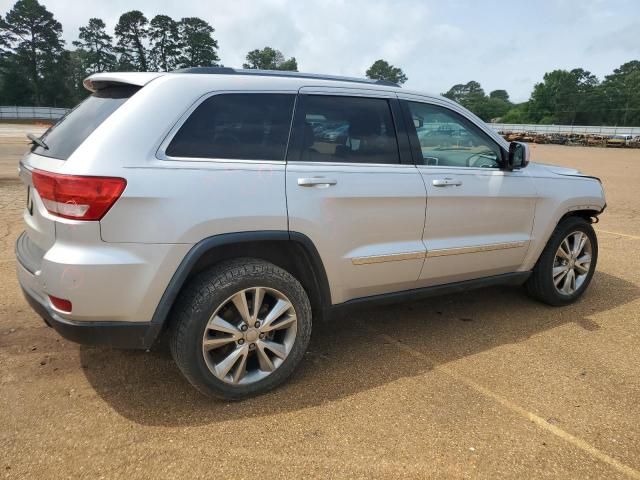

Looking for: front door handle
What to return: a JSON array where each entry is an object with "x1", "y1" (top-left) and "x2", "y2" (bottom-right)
[
  {"x1": 432, "y1": 178, "x2": 462, "y2": 187},
  {"x1": 298, "y1": 177, "x2": 338, "y2": 187}
]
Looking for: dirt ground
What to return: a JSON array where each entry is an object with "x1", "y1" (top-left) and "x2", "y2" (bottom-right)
[{"x1": 1, "y1": 133, "x2": 639, "y2": 479}]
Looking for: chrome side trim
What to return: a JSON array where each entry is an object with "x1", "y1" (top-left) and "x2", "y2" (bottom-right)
[
  {"x1": 351, "y1": 241, "x2": 528, "y2": 265},
  {"x1": 352, "y1": 251, "x2": 425, "y2": 265},
  {"x1": 426, "y1": 241, "x2": 528, "y2": 258}
]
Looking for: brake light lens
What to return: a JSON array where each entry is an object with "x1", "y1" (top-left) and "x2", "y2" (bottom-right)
[
  {"x1": 32, "y1": 169, "x2": 126, "y2": 221},
  {"x1": 49, "y1": 295, "x2": 72, "y2": 313}
]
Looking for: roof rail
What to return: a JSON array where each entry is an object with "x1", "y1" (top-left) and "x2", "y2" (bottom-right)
[{"x1": 172, "y1": 67, "x2": 400, "y2": 88}]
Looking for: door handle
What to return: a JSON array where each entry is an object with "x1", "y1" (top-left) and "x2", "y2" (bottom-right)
[
  {"x1": 298, "y1": 177, "x2": 338, "y2": 187},
  {"x1": 432, "y1": 178, "x2": 462, "y2": 187}
]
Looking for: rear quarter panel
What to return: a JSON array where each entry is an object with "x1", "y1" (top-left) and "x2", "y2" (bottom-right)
[
  {"x1": 99, "y1": 161, "x2": 287, "y2": 243},
  {"x1": 70, "y1": 74, "x2": 293, "y2": 243}
]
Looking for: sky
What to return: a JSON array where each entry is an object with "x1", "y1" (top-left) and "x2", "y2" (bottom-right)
[{"x1": 9, "y1": 0, "x2": 640, "y2": 102}]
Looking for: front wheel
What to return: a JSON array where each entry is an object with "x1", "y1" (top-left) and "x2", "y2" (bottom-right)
[
  {"x1": 169, "y1": 258, "x2": 312, "y2": 400},
  {"x1": 526, "y1": 216, "x2": 598, "y2": 306}
]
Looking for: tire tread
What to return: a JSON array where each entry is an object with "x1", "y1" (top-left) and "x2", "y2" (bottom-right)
[
  {"x1": 169, "y1": 258, "x2": 312, "y2": 400},
  {"x1": 526, "y1": 216, "x2": 597, "y2": 306}
]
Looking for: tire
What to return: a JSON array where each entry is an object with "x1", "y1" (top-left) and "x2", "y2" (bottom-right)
[
  {"x1": 169, "y1": 258, "x2": 312, "y2": 400},
  {"x1": 526, "y1": 216, "x2": 598, "y2": 306}
]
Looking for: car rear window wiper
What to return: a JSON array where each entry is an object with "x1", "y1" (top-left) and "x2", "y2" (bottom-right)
[{"x1": 27, "y1": 133, "x2": 49, "y2": 150}]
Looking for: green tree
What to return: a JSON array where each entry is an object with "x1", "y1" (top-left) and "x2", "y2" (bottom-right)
[
  {"x1": 443, "y1": 81, "x2": 484, "y2": 103},
  {"x1": 177, "y1": 17, "x2": 219, "y2": 68},
  {"x1": 365, "y1": 59, "x2": 407, "y2": 85},
  {"x1": 73, "y1": 18, "x2": 115, "y2": 73},
  {"x1": 486, "y1": 90, "x2": 512, "y2": 120},
  {"x1": 243, "y1": 46, "x2": 297, "y2": 71},
  {"x1": 0, "y1": 14, "x2": 10, "y2": 58},
  {"x1": 527, "y1": 68, "x2": 599, "y2": 124},
  {"x1": 0, "y1": 14, "x2": 10, "y2": 98},
  {"x1": 442, "y1": 81, "x2": 493, "y2": 119},
  {"x1": 599, "y1": 61, "x2": 640, "y2": 126},
  {"x1": 484, "y1": 97, "x2": 512, "y2": 120},
  {"x1": 501, "y1": 102, "x2": 530, "y2": 123},
  {"x1": 489, "y1": 89, "x2": 510, "y2": 103},
  {"x1": 114, "y1": 10, "x2": 148, "y2": 71},
  {"x1": 45, "y1": 49, "x2": 86, "y2": 106},
  {"x1": 149, "y1": 15, "x2": 181, "y2": 71},
  {"x1": 0, "y1": 0, "x2": 65, "y2": 105},
  {"x1": 441, "y1": 82, "x2": 515, "y2": 121},
  {"x1": 443, "y1": 81, "x2": 485, "y2": 103}
]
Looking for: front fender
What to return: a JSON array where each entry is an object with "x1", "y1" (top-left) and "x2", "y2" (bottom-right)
[{"x1": 520, "y1": 176, "x2": 605, "y2": 271}]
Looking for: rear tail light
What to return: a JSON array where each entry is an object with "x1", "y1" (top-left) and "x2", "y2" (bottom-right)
[
  {"x1": 49, "y1": 295, "x2": 72, "y2": 313},
  {"x1": 32, "y1": 169, "x2": 126, "y2": 221}
]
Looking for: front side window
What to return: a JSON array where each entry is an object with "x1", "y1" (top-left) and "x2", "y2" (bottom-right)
[
  {"x1": 289, "y1": 95, "x2": 400, "y2": 164},
  {"x1": 166, "y1": 93, "x2": 295, "y2": 160},
  {"x1": 406, "y1": 102, "x2": 502, "y2": 168}
]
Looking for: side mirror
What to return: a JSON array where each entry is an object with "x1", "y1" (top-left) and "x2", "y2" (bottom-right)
[
  {"x1": 507, "y1": 142, "x2": 530, "y2": 170},
  {"x1": 413, "y1": 116, "x2": 424, "y2": 129}
]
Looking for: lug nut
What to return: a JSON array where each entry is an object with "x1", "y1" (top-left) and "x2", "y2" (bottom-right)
[
  {"x1": 254, "y1": 321, "x2": 261, "y2": 328},
  {"x1": 259, "y1": 333, "x2": 265, "y2": 339},
  {"x1": 249, "y1": 343, "x2": 256, "y2": 350},
  {"x1": 238, "y1": 339, "x2": 245, "y2": 345},
  {"x1": 240, "y1": 324, "x2": 248, "y2": 332}
]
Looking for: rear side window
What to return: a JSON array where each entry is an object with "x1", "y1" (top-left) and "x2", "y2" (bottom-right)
[
  {"x1": 33, "y1": 86, "x2": 140, "y2": 160},
  {"x1": 288, "y1": 95, "x2": 400, "y2": 164},
  {"x1": 166, "y1": 94, "x2": 295, "y2": 160}
]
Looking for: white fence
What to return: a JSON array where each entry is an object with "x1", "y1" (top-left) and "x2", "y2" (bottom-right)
[
  {"x1": 0, "y1": 106, "x2": 69, "y2": 120},
  {"x1": 491, "y1": 123, "x2": 640, "y2": 136}
]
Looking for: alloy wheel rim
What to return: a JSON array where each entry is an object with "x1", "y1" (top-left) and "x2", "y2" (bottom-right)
[
  {"x1": 552, "y1": 231, "x2": 592, "y2": 295},
  {"x1": 201, "y1": 287, "x2": 297, "y2": 385}
]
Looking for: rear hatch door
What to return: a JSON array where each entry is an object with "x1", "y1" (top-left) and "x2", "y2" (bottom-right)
[{"x1": 19, "y1": 78, "x2": 152, "y2": 257}]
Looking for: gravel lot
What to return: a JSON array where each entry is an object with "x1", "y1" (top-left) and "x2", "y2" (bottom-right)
[{"x1": 1, "y1": 129, "x2": 639, "y2": 479}]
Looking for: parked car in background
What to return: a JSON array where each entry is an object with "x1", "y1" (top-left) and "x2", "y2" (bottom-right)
[{"x1": 607, "y1": 134, "x2": 633, "y2": 147}]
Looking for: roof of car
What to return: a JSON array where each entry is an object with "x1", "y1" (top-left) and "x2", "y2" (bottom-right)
[
  {"x1": 83, "y1": 67, "x2": 453, "y2": 103},
  {"x1": 84, "y1": 68, "x2": 439, "y2": 99}
]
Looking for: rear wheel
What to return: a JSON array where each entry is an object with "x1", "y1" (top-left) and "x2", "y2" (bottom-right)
[
  {"x1": 526, "y1": 216, "x2": 598, "y2": 306},
  {"x1": 170, "y1": 258, "x2": 312, "y2": 400}
]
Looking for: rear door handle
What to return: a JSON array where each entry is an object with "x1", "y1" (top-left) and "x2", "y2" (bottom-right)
[
  {"x1": 432, "y1": 178, "x2": 462, "y2": 187},
  {"x1": 298, "y1": 177, "x2": 337, "y2": 187}
]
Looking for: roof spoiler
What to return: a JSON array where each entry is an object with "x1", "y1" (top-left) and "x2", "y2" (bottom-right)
[{"x1": 83, "y1": 72, "x2": 165, "y2": 92}]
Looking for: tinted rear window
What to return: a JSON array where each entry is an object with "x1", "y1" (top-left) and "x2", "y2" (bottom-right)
[
  {"x1": 288, "y1": 95, "x2": 400, "y2": 164},
  {"x1": 165, "y1": 93, "x2": 295, "y2": 160},
  {"x1": 32, "y1": 86, "x2": 140, "y2": 160}
]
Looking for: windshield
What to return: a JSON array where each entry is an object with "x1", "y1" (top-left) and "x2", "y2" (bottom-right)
[{"x1": 32, "y1": 85, "x2": 140, "y2": 160}]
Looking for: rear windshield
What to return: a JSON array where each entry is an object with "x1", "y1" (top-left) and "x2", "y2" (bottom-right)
[{"x1": 32, "y1": 85, "x2": 140, "y2": 160}]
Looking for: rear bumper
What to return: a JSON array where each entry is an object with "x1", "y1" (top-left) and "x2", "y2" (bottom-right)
[
  {"x1": 20, "y1": 284, "x2": 159, "y2": 349},
  {"x1": 15, "y1": 230, "x2": 175, "y2": 349}
]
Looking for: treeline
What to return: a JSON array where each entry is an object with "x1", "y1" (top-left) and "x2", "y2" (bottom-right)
[
  {"x1": 0, "y1": 0, "x2": 408, "y2": 109},
  {"x1": 0, "y1": 0, "x2": 225, "y2": 106},
  {"x1": 2, "y1": 0, "x2": 638, "y2": 127},
  {"x1": 0, "y1": 0, "x2": 301, "y2": 107},
  {"x1": 443, "y1": 62, "x2": 640, "y2": 127}
]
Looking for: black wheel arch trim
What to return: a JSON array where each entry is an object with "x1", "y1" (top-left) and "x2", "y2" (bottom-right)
[{"x1": 149, "y1": 230, "x2": 332, "y2": 342}]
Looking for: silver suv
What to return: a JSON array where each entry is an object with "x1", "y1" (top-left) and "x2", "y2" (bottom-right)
[{"x1": 16, "y1": 68, "x2": 606, "y2": 399}]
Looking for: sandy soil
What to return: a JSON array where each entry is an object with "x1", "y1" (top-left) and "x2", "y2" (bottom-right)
[{"x1": 1, "y1": 139, "x2": 639, "y2": 479}]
